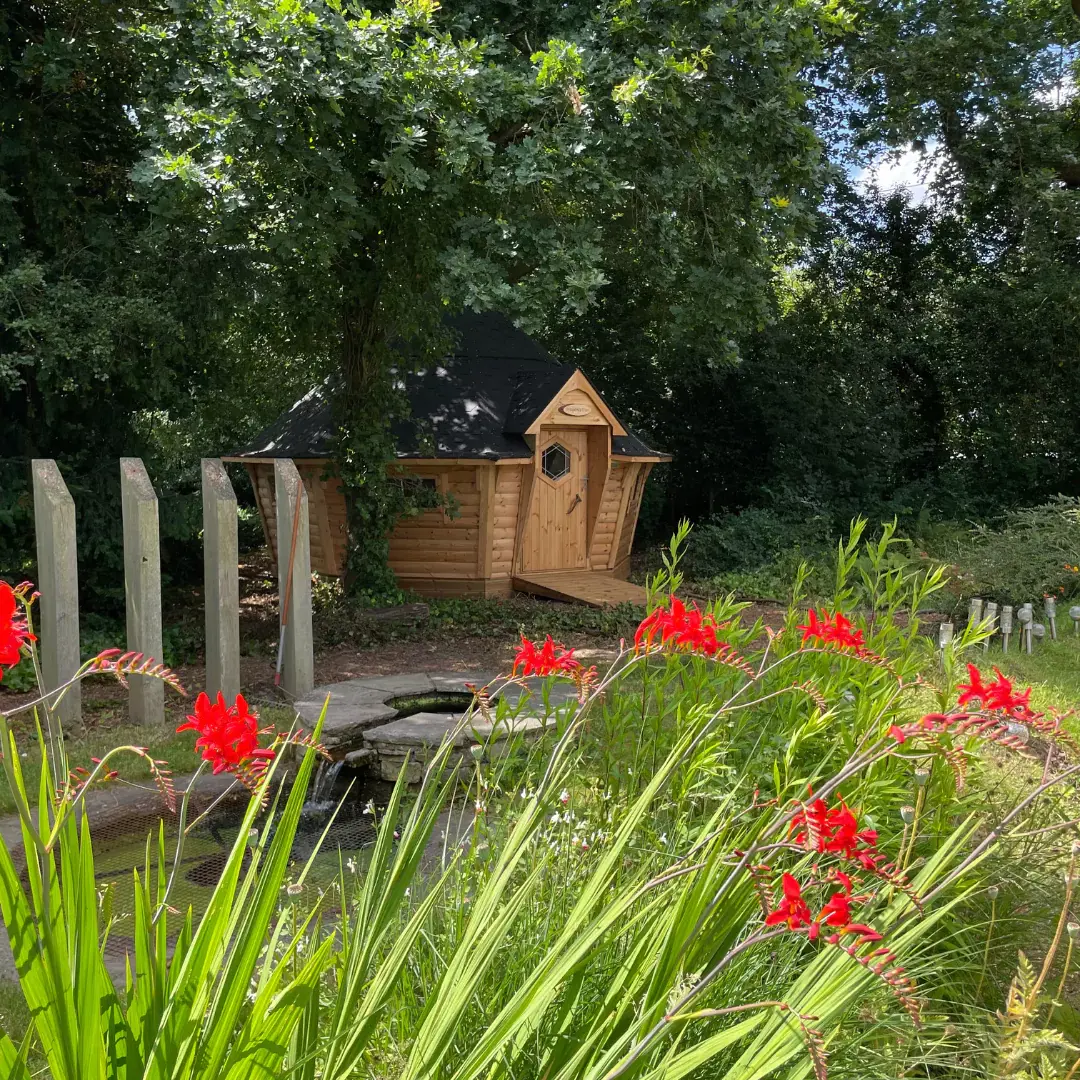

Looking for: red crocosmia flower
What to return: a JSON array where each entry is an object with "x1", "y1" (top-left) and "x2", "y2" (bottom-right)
[
  {"x1": 984, "y1": 668, "x2": 1031, "y2": 713},
  {"x1": 818, "y1": 889, "x2": 852, "y2": 928},
  {"x1": 765, "y1": 873, "x2": 813, "y2": 931},
  {"x1": 797, "y1": 608, "x2": 865, "y2": 652},
  {"x1": 0, "y1": 581, "x2": 35, "y2": 680},
  {"x1": 957, "y1": 664, "x2": 1033, "y2": 714},
  {"x1": 956, "y1": 664, "x2": 990, "y2": 707},
  {"x1": 888, "y1": 724, "x2": 906, "y2": 744},
  {"x1": 825, "y1": 802, "x2": 878, "y2": 861},
  {"x1": 177, "y1": 692, "x2": 275, "y2": 777},
  {"x1": 512, "y1": 635, "x2": 581, "y2": 678},
  {"x1": 634, "y1": 595, "x2": 726, "y2": 658},
  {"x1": 791, "y1": 795, "x2": 880, "y2": 868}
]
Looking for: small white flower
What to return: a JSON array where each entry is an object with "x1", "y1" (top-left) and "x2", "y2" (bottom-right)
[
  {"x1": 559, "y1": 788, "x2": 570, "y2": 805},
  {"x1": 658, "y1": 833, "x2": 667, "y2": 845},
  {"x1": 405, "y1": 887, "x2": 411, "y2": 898},
  {"x1": 346, "y1": 857, "x2": 358, "y2": 874},
  {"x1": 363, "y1": 799, "x2": 375, "y2": 815},
  {"x1": 549, "y1": 812, "x2": 561, "y2": 825}
]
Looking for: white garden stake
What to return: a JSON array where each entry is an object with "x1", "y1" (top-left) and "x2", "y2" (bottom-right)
[
  {"x1": 983, "y1": 601, "x2": 998, "y2": 651},
  {"x1": 1070, "y1": 604, "x2": 1080, "y2": 634},
  {"x1": 1000, "y1": 605, "x2": 1013, "y2": 652},
  {"x1": 1045, "y1": 595, "x2": 1057, "y2": 640}
]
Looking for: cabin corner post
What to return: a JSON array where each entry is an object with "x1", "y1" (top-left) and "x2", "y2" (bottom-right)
[
  {"x1": 120, "y1": 458, "x2": 164, "y2": 725},
  {"x1": 31, "y1": 459, "x2": 81, "y2": 727},
  {"x1": 477, "y1": 463, "x2": 496, "y2": 581},
  {"x1": 274, "y1": 459, "x2": 314, "y2": 697},
  {"x1": 202, "y1": 459, "x2": 241, "y2": 702}
]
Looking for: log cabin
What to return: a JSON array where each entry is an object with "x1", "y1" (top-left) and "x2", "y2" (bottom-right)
[{"x1": 225, "y1": 312, "x2": 669, "y2": 606}]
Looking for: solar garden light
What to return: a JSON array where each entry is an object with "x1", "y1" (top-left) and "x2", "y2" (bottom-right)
[
  {"x1": 937, "y1": 621, "x2": 954, "y2": 664},
  {"x1": 1071, "y1": 604, "x2": 1080, "y2": 634},
  {"x1": 1033, "y1": 623, "x2": 1046, "y2": 645},
  {"x1": 983, "y1": 601, "x2": 998, "y2": 651},
  {"x1": 1044, "y1": 595, "x2": 1058, "y2": 640},
  {"x1": 968, "y1": 597, "x2": 984, "y2": 627},
  {"x1": 1017, "y1": 603, "x2": 1033, "y2": 654},
  {"x1": 1000, "y1": 605, "x2": 1014, "y2": 652}
]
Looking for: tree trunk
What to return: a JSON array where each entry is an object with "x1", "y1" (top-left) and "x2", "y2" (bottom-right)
[{"x1": 336, "y1": 287, "x2": 401, "y2": 597}]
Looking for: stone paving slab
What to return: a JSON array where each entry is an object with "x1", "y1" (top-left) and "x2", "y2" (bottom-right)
[
  {"x1": 431, "y1": 671, "x2": 498, "y2": 694},
  {"x1": 363, "y1": 711, "x2": 551, "y2": 749},
  {"x1": 352, "y1": 673, "x2": 436, "y2": 695},
  {"x1": 294, "y1": 679, "x2": 400, "y2": 747},
  {"x1": 496, "y1": 678, "x2": 579, "y2": 710}
]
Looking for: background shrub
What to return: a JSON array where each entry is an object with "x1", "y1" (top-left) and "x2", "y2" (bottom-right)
[{"x1": 928, "y1": 497, "x2": 1080, "y2": 605}]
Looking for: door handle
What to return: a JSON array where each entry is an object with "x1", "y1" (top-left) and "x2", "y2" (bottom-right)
[{"x1": 567, "y1": 494, "x2": 582, "y2": 514}]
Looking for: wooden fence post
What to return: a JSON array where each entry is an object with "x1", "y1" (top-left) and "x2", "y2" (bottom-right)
[
  {"x1": 202, "y1": 458, "x2": 240, "y2": 702},
  {"x1": 274, "y1": 459, "x2": 314, "y2": 697},
  {"x1": 120, "y1": 458, "x2": 163, "y2": 725},
  {"x1": 31, "y1": 459, "x2": 81, "y2": 726}
]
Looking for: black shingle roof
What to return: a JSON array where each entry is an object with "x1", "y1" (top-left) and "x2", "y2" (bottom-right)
[{"x1": 228, "y1": 312, "x2": 666, "y2": 461}]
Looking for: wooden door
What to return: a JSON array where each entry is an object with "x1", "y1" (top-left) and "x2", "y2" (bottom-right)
[{"x1": 523, "y1": 427, "x2": 589, "y2": 570}]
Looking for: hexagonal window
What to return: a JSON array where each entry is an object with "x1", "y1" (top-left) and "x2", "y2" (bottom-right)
[{"x1": 542, "y1": 443, "x2": 571, "y2": 481}]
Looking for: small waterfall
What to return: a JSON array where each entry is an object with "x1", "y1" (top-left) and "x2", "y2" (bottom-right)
[{"x1": 304, "y1": 759, "x2": 344, "y2": 812}]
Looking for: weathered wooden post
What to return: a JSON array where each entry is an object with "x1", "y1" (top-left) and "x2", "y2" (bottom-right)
[
  {"x1": 120, "y1": 458, "x2": 163, "y2": 725},
  {"x1": 274, "y1": 459, "x2": 314, "y2": 697},
  {"x1": 31, "y1": 460, "x2": 81, "y2": 725},
  {"x1": 202, "y1": 459, "x2": 240, "y2": 702}
]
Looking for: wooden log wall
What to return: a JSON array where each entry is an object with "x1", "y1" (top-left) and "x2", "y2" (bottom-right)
[
  {"x1": 589, "y1": 460, "x2": 627, "y2": 570},
  {"x1": 491, "y1": 464, "x2": 523, "y2": 583},
  {"x1": 389, "y1": 464, "x2": 482, "y2": 590}
]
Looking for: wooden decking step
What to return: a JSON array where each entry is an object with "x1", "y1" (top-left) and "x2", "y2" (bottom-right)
[{"x1": 512, "y1": 571, "x2": 648, "y2": 608}]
